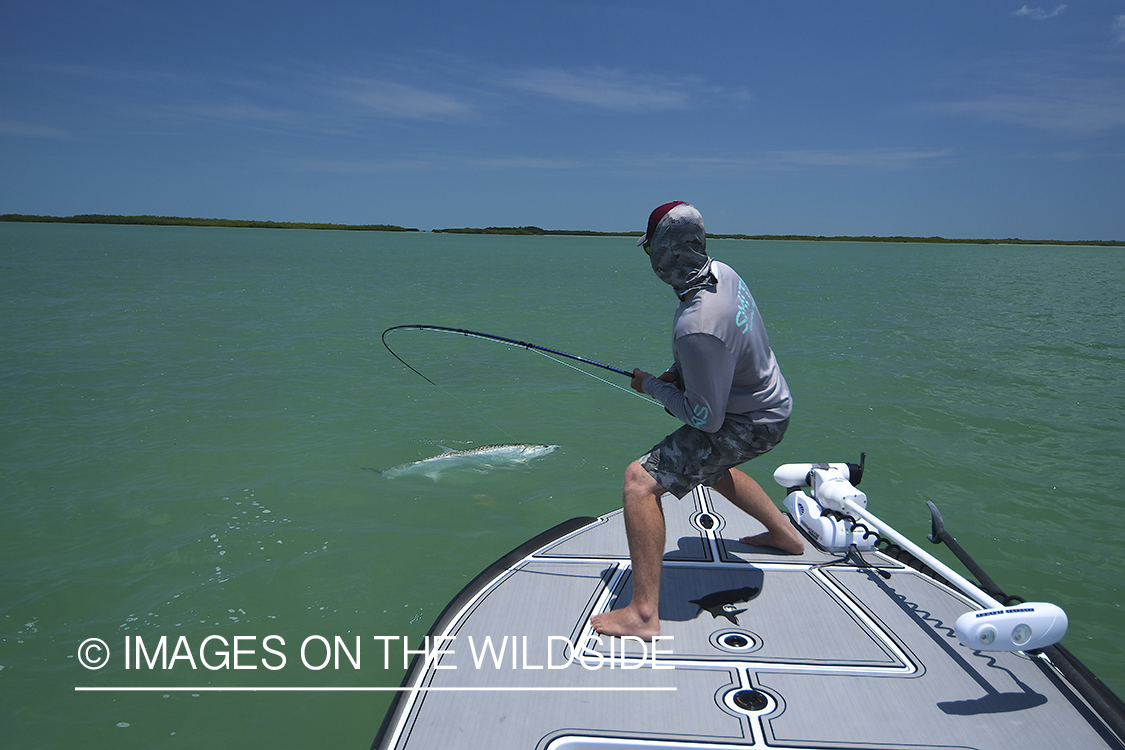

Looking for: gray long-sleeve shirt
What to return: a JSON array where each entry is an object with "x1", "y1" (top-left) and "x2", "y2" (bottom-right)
[{"x1": 642, "y1": 261, "x2": 791, "y2": 432}]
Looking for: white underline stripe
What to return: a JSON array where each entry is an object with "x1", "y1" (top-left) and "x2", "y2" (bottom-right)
[{"x1": 75, "y1": 686, "x2": 676, "y2": 692}]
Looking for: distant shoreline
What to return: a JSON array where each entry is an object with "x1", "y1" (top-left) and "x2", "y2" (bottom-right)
[
  {"x1": 0, "y1": 214, "x2": 417, "y2": 233},
  {"x1": 435, "y1": 225, "x2": 1124, "y2": 246},
  {"x1": 3, "y1": 214, "x2": 1121, "y2": 247}
]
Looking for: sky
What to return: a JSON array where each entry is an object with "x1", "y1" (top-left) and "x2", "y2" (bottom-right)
[{"x1": 2, "y1": 1, "x2": 1124, "y2": 240}]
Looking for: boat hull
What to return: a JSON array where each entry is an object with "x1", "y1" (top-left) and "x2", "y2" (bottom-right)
[{"x1": 374, "y1": 485, "x2": 1124, "y2": 749}]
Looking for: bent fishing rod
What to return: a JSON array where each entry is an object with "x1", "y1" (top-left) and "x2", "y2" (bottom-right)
[{"x1": 381, "y1": 325, "x2": 632, "y2": 385}]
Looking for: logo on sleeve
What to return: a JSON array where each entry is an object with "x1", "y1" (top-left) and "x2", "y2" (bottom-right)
[{"x1": 735, "y1": 279, "x2": 755, "y2": 334}]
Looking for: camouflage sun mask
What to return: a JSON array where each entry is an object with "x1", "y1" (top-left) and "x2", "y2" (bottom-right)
[{"x1": 645, "y1": 203, "x2": 714, "y2": 298}]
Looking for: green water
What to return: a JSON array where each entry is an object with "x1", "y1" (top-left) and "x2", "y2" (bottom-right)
[{"x1": 2, "y1": 223, "x2": 1123, "y2": 748}]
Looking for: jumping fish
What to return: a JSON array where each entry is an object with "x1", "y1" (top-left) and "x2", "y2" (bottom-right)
[{"x1": 375, "y1": 444, "x2": 560, "y2": 481}]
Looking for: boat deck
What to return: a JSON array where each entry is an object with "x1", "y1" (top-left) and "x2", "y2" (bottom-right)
[{"x1": 374, "y1": 486, "x2": 1124, "y2": 749}]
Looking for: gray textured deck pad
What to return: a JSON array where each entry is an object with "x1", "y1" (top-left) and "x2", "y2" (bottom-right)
[
  {"x1": 538, "y1": 494, "x2": 711, "y2": 561},
  {"x1": 597, "y1": 566, "x2": 903, "y2": 667},
  {"x1": 396, "y1": 665, "x2": 756, "y2": 746},
  {"x1": 754, "y1": 567, "x2": 1116, "y2": 749},
  {"x1": 390, "y1": 559, "x2": 755, "y2": 748},
  {"x1": 539, "y1": 487, "x2": 843, "y2": 565},
  {"x1": 396, "y1": 667, "x2": 752, "y2": 749},
  {"x1": 378, "y1": 491, "x2": 1124, "y2": 750},
  {"x1": 706, "y1": 486, "x2": 858, "y2": 565}
]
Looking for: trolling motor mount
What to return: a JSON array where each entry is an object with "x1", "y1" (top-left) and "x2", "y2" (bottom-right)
[{"x1": 775, "y1": 454, "x2": 875, "y2": 551}]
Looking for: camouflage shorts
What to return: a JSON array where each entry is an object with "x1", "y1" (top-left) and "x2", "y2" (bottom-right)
[{"x1": 639, "y1": 418, "x2": 788, "y2": 500}]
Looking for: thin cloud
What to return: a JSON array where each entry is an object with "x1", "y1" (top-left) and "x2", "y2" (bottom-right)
[
  {"x1": 288, "y1": 148, "x2": 950, "y2": 177},
  {"x1": 168, "y1": 102, "x2": 304, "y2": 126},
  {"x1": 26, "y1": 59, "x2": 481, "y2": 136},
  {"x1": 600, "y1": 148, "x2": 953, "y2": 173},
  {"x1": 482, "y1": 148, "x2": 950, "y2": 173},
  {"x1": 757, "y1": 148, "x2": 954, "y2": 170},
  {"x1": 465, "y1": 156, "x2": 589, "y2": 170},
  {"x1": 284, "y1": 157, "x2": 437, "y2": 174},
  {"x1": 1114, "y1": 14, "x2": 1125, "y2": 43},
  {"x1": 0, "y1": 120, "x2": 72, "y2": 139},
  {"x1": 1011, "y1": 5, "x2": 1067, "y2": 20},
  {"x1": 29, "y1": 61, "x2": 186, "y2": 87},
  {"x1": 924, "y1": 71, "x2": 1125, "y2": 134},
  {"x1": 297, "y1": 154, "x2": 589, "y2": 173},
  {"x1": 504, "y1": 67, "x2": 693, "y2": 111},
  {"x1": 341, "y1": 79, "x2": 476, "y2": 121}
]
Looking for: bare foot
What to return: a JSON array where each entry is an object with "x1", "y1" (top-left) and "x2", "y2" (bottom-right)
[
  {"x1": 590, "y1": 605, "x2": 660, "y2": 641},
  {"x1": 739, "y1": 530, "x2": 804, "y2": 554}
]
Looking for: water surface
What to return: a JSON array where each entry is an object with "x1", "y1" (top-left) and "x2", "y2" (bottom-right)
[{"x1": 2, "y1": 224, "x2": 1122, "y2": 747}]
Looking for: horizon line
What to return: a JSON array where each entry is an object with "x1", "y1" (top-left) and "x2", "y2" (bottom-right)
[{"x1": 3, "y1": 213, "x2": 1122, "y2": 246}]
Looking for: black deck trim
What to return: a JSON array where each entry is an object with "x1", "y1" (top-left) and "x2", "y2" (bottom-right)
[
  {"x1": 1044, "y1": 643, "x2": 1125, "y2": 745},
  {"x1": 876, "y1": 516, "x2": 1125, "y2": 743},
  {"x1": 371, "y1": 515, "x2": 600, "y2": 750}
]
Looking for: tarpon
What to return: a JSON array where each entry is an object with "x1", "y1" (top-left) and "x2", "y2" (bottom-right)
[{"x1": 376, "y1": 444, "x2": 560, "y2": 480}]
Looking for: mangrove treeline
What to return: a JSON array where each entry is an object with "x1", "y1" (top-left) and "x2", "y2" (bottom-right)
[
  {"x1": 2, "y1": 215, "x2": 1120, "y2": 246},
  {"x1": 0, "y1": 214, "x2": 417, "y2": 232}
]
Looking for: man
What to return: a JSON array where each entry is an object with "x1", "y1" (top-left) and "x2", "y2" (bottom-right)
[{"x1": 590, "y1": 202, "x2": 803, "y2": 640}]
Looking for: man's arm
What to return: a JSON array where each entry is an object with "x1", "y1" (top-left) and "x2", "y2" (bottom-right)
[{"x1": 639, "y1": 334, "x2": 735, "y2": 432}]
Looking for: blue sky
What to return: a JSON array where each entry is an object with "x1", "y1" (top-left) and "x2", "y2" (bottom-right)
[{"x1": 3, "y1": 1, "x2": 1124, "y2": 239}]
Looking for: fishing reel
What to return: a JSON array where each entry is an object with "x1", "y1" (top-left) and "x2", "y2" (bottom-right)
[{"x1": 775, "y1": 454, "x2": 876, "y2": 552}]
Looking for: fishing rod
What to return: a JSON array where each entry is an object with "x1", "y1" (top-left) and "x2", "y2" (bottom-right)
[{"x1": 381, "y1": 325, "x2": 632, "y2": 385}]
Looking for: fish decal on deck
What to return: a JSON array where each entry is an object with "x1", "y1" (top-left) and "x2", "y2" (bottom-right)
[
  {"x1": 373, "y1": 444, "x2": 560, "y2": 481},
  {"x1": 689, "y1": 586, "x2": 761, "y2": 625}
]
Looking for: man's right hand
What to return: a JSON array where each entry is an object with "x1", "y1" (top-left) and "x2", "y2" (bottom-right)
[{"x1": 631, "y1": 368, "x2": 650, "y2": 394}]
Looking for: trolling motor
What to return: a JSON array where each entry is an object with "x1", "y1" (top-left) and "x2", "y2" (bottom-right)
[
  {"x1": 775, "y1": 453, "x2": 1069, "y2": 654},
  {"x1": 775, "y1": 453, "x2": 876, "y2": 551}
]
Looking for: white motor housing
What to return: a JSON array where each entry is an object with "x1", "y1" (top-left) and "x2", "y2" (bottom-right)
[
  {"x1": 784, "y1": 490, "x2": 877, "y2": 552},
  {"x1": 775, "y1": 460, "x2": 867, "y2": 511},
  {"x1": 954, "y1": 602, "x2": 1068, "y2": 652},
  {"x1": 775, "y1": 463, "x2": 867, "y2": 513},
  {"x1": 774, "y1": 462, "x2": 857, "y2": 489},
  {"x1": 808, "y1": 467, "x2": 867, "y2": 512}
]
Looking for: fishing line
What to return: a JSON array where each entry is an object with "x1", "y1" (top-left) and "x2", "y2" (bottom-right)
[
  {"x1": 382, "y1": 325, "x2": 633, "y2": 383},
  {"x1": 411, "y1": 376, "x2": 519, "y2": 443},
  {"x1": 528, "y1": 348, "x2": 658, "y2": 406},
  {"x1": 382, "y1": 327, "x2": 537, "y2": 439},
  {"x1": 382, "y1": 325, "x2": 659, "y2": 406}
]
